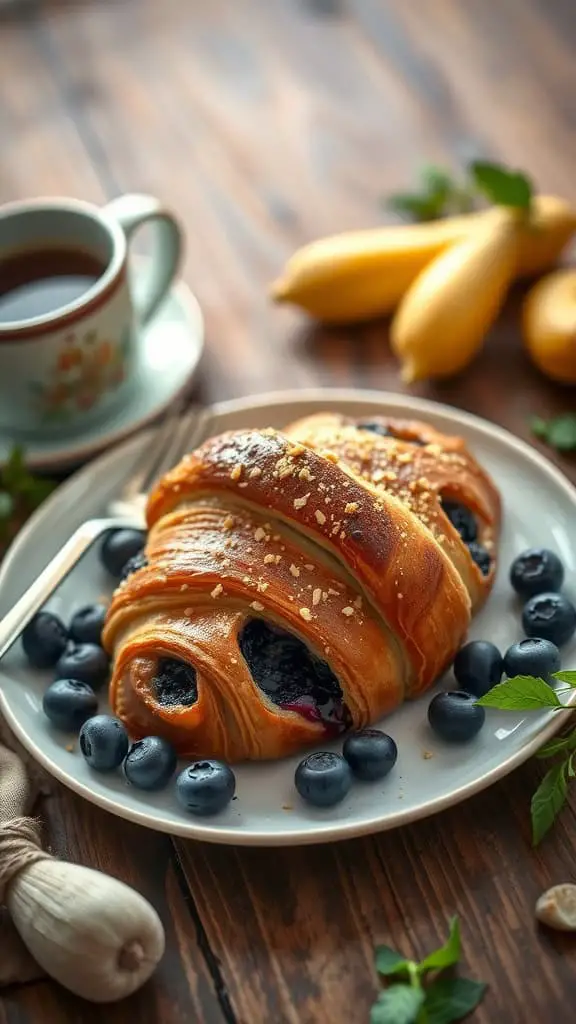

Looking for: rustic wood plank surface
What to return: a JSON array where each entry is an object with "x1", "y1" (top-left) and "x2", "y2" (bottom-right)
[{"x1": 1, "y1": 1, "x2": 576, "y2": 1021}]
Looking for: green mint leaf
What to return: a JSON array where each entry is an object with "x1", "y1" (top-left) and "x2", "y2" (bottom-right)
[
  {"x1": 2, "y1": 445, "x2": 27, "y2": 491},
  {"x1": 547, "y1": 415, "x2": 576, "y2": 452},
  {"x1": 553, "y1": 671, "x2": 576, "y2": 687},
  {"x1": 386, "y1": 193, "x2": 442, "y2": 223},
  {"x1": 424, "y1": 977, "x2": 487, "y2": 1024},
  {"x1": 421, "y1": 165, "x2": 453, "y2": 203},
  {"x1": 567, "y1": 752, "x2": 576, "y2": 779},
  {"x1": 470, "y1": 161, "x2": 533, "y2": 209},
  {"x1": 0, "y1": 491, "x2": 14, "y2": 520},
  {"x1": 375, "y1": 946, "x2": 412, "y2": 978},
  {"x1": 20, "y1": 477, "x2": 55, "y2": 508},
  {"x1": 531, "y1": 760, "x2": 568, "y2": 845},
  {"x1": 530, "y1": 416, "x2": 550, "y2": 441},
  {"x1": 370, "y1": 985, "x2": 425, "y2": 1024},
  {"x1": 476, "y1": 676, "x2": 562, "y2": 710},
  {"x1": 536, "y1": 730, "x2": 576, "y2": 759},
  {"x1": 418, "y1": 917, "x2": 461, "y2": 973},
  {"x1": 532, "y1": 414, "x2": 576, "y2": 453}
]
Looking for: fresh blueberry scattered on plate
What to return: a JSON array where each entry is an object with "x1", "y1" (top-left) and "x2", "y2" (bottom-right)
[
  {"x1": 510, "y1": 548, "x2": 564, "y2": 600},
  {"x1": 453, "y1": 640, "x2": 503, "y2": 697},
  {"x1": 120, "y1": 551, "x2": 149, "y2": 581},
  {"x1": 467, "y1": 541, "x2": 492, "y2": 576},
  {"x1": 22, "y1": 611, "x2": 68, "y2": 669},
  {"x1": 55, "y1": 643, "x2": 110, "y2": 690},
  {"x1": 79, "y1": 714, "x2": 129, "y2": 772},
  {"x1": 100, "y1": 528, "x2": 145, "y2": 579},
  {"x1": 294, "y1": 751, "x2": 352, "y2": 807},
  {"x1": 428, "y1": 691, "x2": 485, "y2": 743},
  {"x1": 69, "y1": 604, "x2": 107, "y2": 646},
  {"x1": 342, "y1": 729, "x2": 398, "y2": 781},
  {"x1": 503, "y1": 638, "x2": 561, "y2": 684},
  {"x1": 522, "y1": 592, "x2": 576, "y2": 647},
  {"x1": 175, "y1": 760, "x2": 236, "y2": 816},
  {"x1": 124, "y1": 735, "x2": 178, "y2": 791},
  {"x1": 441, "y1": 500, "x2": 478, "y2": 543},
  {"x1": 42, "y1": 678, "x2": 98, "y2": 732}
]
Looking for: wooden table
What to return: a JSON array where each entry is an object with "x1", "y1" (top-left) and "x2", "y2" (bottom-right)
[{"x1": 1, "y1": 1, "x2": 576, "y2": 1021}]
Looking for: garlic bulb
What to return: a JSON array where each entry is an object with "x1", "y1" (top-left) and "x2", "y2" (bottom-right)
[
  {"x1": 7, "y1": 858, "x2": 165, "y2": 1002},
  {"x1": 536, "y1": 883, "x2": 576, "y2": 931}
]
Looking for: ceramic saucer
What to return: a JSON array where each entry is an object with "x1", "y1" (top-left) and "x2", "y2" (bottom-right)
[{"x1": 0, "y1": 275, "x2": 204, "y2": 472}]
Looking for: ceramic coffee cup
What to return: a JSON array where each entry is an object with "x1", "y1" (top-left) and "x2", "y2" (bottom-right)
[{"x1": 0, "y1": 194, "x2": 182, "y2": 435}]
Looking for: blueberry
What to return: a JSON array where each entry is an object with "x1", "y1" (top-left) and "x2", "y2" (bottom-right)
[
  {"x1": 468, "y1": 542, "x2": 491, "y2": 576},
  {"x1": 441, "y1": 500, "x2": 478, "y2": 543},
  {"x1": 510, "y1": 548, "x2": 564, "y2": 599},
  {"x1": 43, "y1": 678, "x2": 98, "y2": 731},
  {"x1": 294, "y1": 751, "x2": 352, "y2": 807},
  {"x1": 120, "y1": 551, "x2": 149, "y2": 581},
  {"x1": 79, "y1": 714, "x2": 129, "y2": 771},
  {"x1": 69, "y1": 604, "x2": 107, "y2": 646},
  {"x1": 22, "y1": 611, "x2": 68, "y2": 669},
  {"x1": 175, "y1": 760, "x2": 236, "y2": 816},
  {"x1": 522, "y1": 592, "x2": 576, "y2": 647},
  {"x1": 503, "y1": 638, "x2": 561, "y2": 683},
  {"x1": 100, "y1": 528, "x2": 145, "y2": 579},
  {"x1": 56, "y1": 644, "x2": 109, "y2": 690},
  {"x1": 342, "y1": 729, "x2": 397, "y2": 781},
  {"x1": 124, "y1": 736, "x2": 177, "y2": 791},
  {"x1": 453, "y1": 640, "x2": 503, "y2": 697},
  {"x1": 428, "y1": 691, "x2": 485, "y2": 743}
]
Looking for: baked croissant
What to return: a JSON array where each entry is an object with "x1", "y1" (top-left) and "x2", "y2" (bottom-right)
[{"x1": 103, "y1": 413, "x2": 501, "y2": 762}]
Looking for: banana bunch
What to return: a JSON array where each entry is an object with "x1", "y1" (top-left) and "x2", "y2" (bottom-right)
[{"x1": 271, "y1": 162, "x2": 576, "y2": 383}]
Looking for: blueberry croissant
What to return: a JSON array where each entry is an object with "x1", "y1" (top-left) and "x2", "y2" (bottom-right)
[{"x1": 103, "y1": 415, "x2": 501, "y2": 762}]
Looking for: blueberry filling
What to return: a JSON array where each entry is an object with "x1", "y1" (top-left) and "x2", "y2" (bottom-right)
[
  {"x1": 153, "y1": 657, "x2": 198, "y2": 707},
  {"x1": 238, "y1": 619, "x2": 351, "y2": 735},
  {"x1": 358, "y1": 421, "x2": 426, "y2": 445},
  {"x1": 439, "y1": 499, "x2": 491, "y2": 574},
  {"x1": 440, "y1": 499, "x2": 478, "y2": 543},
  {"x1": 120, "y1": 552, "x2": 149, "y2": 581},
  {"x1": 468, "y1": 541, "x2": 491, "y2": 576}
]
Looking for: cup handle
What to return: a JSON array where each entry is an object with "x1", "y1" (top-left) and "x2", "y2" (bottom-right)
[{"x1": 103, "y1": 193, "x2": 183, "y2": 325}]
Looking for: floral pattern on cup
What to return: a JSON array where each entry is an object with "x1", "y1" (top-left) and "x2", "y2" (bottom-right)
[{"x1": 29, "y1": 328, "x2": 131, "y2": 421}]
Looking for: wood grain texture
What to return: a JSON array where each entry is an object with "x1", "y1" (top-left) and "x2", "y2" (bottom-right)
[
  {"x1": 1, "y1": 0, "x2": 576, "y2": 1021},
  {"x1": 0, "y1": 787, "x2": 227, "y2": 1024}
]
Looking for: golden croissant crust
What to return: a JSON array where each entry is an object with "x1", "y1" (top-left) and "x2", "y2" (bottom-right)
[{"x1": 103, "y1": 413, "x2": 501, "y2": 762}]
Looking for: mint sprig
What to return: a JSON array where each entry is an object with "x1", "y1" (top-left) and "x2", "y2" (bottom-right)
[
  {"x1": 531, "y1": 414, "x2": 576, "y2": 453},
  {"x1": 385, "y1": 159, "x2": 533, "y2": 224},
  {"x1": 386, "y1": 164, "x2": 476, "y2": 223},
  {"x1": 371, "y1": 917, "x2": 486, "y2": 1023},
  {"x1": 477, "y1": 671, "x2": 576, "y2": 843},
  {"x1": 469, "y1": 161, "x2": 533, "y2": 209},
  {"x1": 0, "y1": 446, "x2": 56, "y2": 551}
]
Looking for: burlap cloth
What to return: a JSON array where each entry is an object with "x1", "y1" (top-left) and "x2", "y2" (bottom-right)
[{"x1": 0, "y1": 716, "x2": 51, "y2": 986}]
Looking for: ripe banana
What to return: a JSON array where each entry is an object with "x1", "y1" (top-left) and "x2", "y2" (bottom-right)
[
  {"x1": 271, "y1": 195, "x2": 576, "y2": 324},
  {"x1": 523, "y1": 268, "x2": 576, "y2": 384},
  {"x1": 390, "y1": 208, "x2": 519, "y2": 383}
]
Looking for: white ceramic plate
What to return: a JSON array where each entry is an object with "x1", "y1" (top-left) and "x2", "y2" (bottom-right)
[{"x1": 0, "y1": 389, "x2": 575, "y2": 846}]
